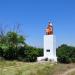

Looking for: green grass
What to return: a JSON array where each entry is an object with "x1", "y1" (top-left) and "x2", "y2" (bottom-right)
[{"x1": 0, "y1": 60, "x2": 75, "y2": 75}]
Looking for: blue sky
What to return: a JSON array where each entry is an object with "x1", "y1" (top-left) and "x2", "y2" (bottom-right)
[{"x1": 0, "y1": 0, "x2": 75, "y2": 48}]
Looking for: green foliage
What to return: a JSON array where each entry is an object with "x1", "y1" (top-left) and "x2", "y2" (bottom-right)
[
  {"x1": 0, "y1": 33, "x2": 6, "y2": 45},
  {"x1": 0, "y1": 47, "x2": 3, "y2": 57},
  {"x1": 0, "y1": 31, "x2": 43, "y2": 62},
  {"x1": 17, "y1": 35, "x2": 25, "y2": 44},
  {"x1": 6, "y1": 32, "x2": 25, "y2": 47},
  {"x1": 6, "y1": 32, "x2": 18, "y2": 44},
  {"x1": 57, "y1": 44, "x2": 75, "y2": 63},
  {"x1": 24, "y1": 46, "x2": 43, "y2": 62},
  {"x1": 3, "y1": 47, "x2": 16, "y2": 60}
]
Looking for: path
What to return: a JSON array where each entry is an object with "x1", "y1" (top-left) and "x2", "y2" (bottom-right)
[{"x1": 61, "y1": 68, "x2": 75, "y2": 75}]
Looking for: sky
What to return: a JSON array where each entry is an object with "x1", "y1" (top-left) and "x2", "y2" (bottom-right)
[{"x1": 0, "y1": 0, "x2": 75, "y2": 48}]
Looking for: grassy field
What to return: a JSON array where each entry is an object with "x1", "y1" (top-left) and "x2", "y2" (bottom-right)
[
  {"x1": 68, "y1": 71, "x2": 75, "y2": 75},
  {"x1": 0, "y1": 61, "x2": 75, "y2": 75}
]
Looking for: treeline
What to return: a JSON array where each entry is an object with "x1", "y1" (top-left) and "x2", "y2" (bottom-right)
[
  {"x1": 0, "y1": 31, "x2": 75, "y2": 63},
  {"x1": 0, "y1": 31, "x2": 43, "y2": 62}
]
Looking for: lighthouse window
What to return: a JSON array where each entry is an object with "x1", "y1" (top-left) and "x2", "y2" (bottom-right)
[{"x1": 46, "y1": 49, "x2": 50, "y2": 52}]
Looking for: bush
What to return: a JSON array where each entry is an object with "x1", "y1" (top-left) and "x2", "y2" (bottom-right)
[
  {"x1": 0, "y1": 31, "x2": 43, "y2": 62},
  {"x1": 3, "y1": 47, "x2": 17, "y2": 60},
  {"x1": 57, "y1": 44, "x2": 75, "y2": 63},
  {"x1": 24, "y1": 46, "x2": 43, "y2": 62},
  {"x1": 0, "y1": 47, "x2": 3, "y2": 57},
  {"x1": 57, "y1": 55, "x2": 71, "y2": 63}
]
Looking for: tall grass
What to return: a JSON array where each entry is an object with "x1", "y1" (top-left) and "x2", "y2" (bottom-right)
[{"x1": 0, "y1": 61, "x2": 75, "y2": 75}]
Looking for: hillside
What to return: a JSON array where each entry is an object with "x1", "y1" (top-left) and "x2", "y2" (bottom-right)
[{"x1": 0, "y1": 61, "x2": 75, "y2": 75}]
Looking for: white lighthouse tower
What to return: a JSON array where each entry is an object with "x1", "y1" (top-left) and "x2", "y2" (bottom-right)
[{"x1": 37, "y1": 21, "x2": 57, "y2": 62}]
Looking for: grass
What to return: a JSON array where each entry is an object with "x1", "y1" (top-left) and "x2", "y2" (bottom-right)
[
  {"x1": 68, "y1": 71, "x2": 75, "y2": 75},
  {"x1": 0, "y1": 60, "x2": 75, "y2": 75}
]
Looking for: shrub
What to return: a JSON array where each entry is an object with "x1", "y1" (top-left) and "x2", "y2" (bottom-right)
[{"x1": 57, "y1": 44, "x2": 75, "y2": 63}]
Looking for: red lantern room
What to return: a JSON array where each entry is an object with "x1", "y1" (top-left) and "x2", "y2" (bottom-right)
[{"x1": 45, "y1": 21, "x2": 53, "y2": 35}]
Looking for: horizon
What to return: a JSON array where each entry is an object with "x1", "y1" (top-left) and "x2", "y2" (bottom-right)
[{"x1": 0, "y1": 0, "x2": 75, "y2": 48}]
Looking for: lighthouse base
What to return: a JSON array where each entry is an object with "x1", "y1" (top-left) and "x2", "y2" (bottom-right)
[{"x1": 37, "y1": 56, "x2": 57, "y2": 62}]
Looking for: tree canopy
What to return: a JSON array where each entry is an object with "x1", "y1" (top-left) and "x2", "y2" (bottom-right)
[
  {"x1": 57, "y1": 44, "x2": 75, "y2": 63},
  {"x1": 0, "y1": 31, "x2": 43, "y2": 62}
]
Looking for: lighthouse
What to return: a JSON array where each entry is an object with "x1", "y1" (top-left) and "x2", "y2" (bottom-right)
[
  {"x1": 44, "y1": 22, "x2": 57, "y2": 62},
  {"x1": 37, "y1": 21, "x2": 57, "y2": 62}
]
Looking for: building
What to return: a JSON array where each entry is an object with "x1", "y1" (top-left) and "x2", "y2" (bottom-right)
[{"x1": 37, "y1": 21, "x2": 57, "y2": 62}]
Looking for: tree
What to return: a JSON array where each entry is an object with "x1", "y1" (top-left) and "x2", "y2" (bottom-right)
[
  {"x1": 6, "y1": 32, "x2": 25, "y2": 47},
  {"x1": 57, "y1": 44, "x2": 75, "y2": 63},
  {"x1": 0, "y1": 24, "x2": 43, "y2": 62}
]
